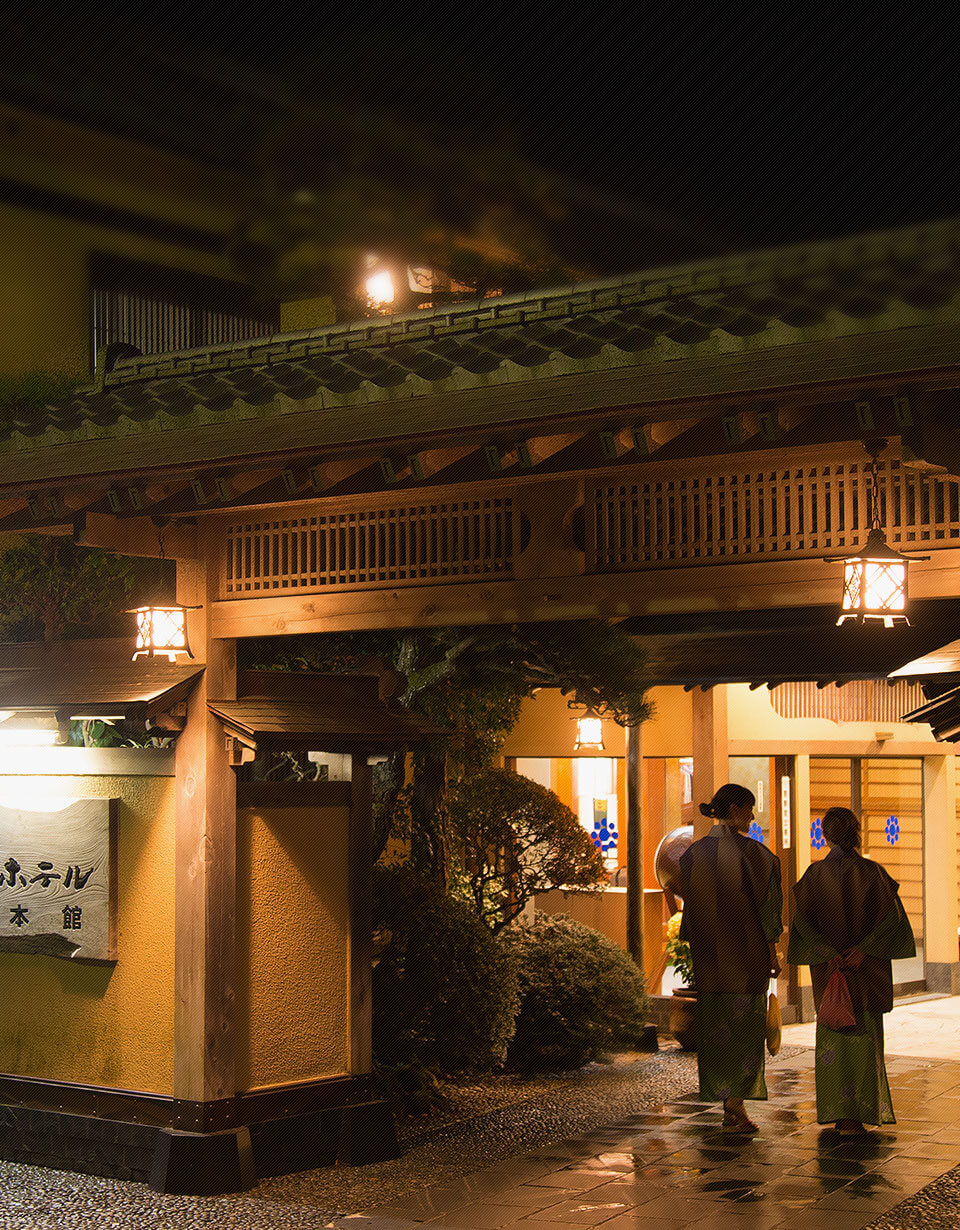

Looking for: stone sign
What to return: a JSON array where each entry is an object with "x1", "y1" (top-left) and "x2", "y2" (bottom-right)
[{"x1": 0, "y1": 798, "x2": 117, "y2": 961}]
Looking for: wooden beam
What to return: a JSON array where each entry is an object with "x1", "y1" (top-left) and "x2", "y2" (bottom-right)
[
  {"x1": 348, "y1": 756, "x2": 374, "y2": 1075},
  {"x1": 77, "y1": 512, "x2": 199, "y2": 559},
  {"x1": 900, "y1": 391, "x2": 960, "y2": 478},
  {"x1": 632, "y1": 418, "x2": 702, "y2": 455},
  {"x1": 625, "y1": 724, "x2": 644, "y2": 975},
  {"x1": 204, "y1": 544, "x2": 960, "y2": 637},
  {"x1": 173, "y1": 538, "x2": 237, "y2": 1106},
  {"x1": 692, "y1": 688, "x2": 729, "y2": 838}
]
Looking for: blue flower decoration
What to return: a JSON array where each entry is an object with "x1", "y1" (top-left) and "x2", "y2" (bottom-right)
[
  {"x1": 748, "y1": 820, "x2": 764, "y2": 844},
  {"x1": 885, "y1": 815, "x2": 900, "y2": 845},
  {"x1": 591, "y1": 818, "x2": 619, "y2": 852},
  {"x1": 811, "y1": 817, "x2": 826, "y2": 850}
]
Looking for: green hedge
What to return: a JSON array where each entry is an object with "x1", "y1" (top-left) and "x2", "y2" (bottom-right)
[
  {"x1": 503, "y1": 914, "x2": 648, "y2": 1071},
  {"x1": 372, "y1": 863, "x2": 520, "y2": 1075}
]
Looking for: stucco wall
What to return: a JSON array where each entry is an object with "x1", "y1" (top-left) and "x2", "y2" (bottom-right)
[
  {"x1": 235, "y1": 803, "x2": 350, "y2": 1091},
  {"x1": 0, "y1": 99, "x2": 246, "y2": 378},
  {"x1": 727, "y1": 682, "x2": 935, "y2": 746},
  {"x1": 502, "y1": 686, "x2": 692, "y2": 759},
  {"x1": 0, "y1": 765, "x2": 176, "y2": 1094}
]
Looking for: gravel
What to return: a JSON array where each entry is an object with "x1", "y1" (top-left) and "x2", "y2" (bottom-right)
[
  {"x1": 0, "y1": 1046, "x2": 704, "y2": 1230},
  {"x1": 866, "y1": 1167, "x2": 960, "y2": 1229},
  {"x1": 4, "y1": 1043, "x2": 946, "y2": 1230}
]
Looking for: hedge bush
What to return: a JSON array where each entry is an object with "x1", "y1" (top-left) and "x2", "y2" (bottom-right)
[
  {"x1": 448, "y1": 767, "x2": 606, "y2": 932},
  {"x1": 503, "y1": 914, "x2": 648, "y2": 1071},
  {"x1": 372, "y1": 863, "x2": 520, "y2": 1074}
]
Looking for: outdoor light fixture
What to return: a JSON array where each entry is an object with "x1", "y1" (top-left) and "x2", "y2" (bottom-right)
[
  {"x1": 364, "y1": 255, "x2": 396, "y2": 312},
  {"x1": 129, "y1": 523, "x2": 198, "y2": 662},
  {"x1": 0, "y1": 711, "x2": 64, "y2": 746},
  {"x1": 572, "y1": 705, "x2": 605, "y2": 751},
  {"x1": 828, "y1": 440, "x2": 929, "y2": 628}
]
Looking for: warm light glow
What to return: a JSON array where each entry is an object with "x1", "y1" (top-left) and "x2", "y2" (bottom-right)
[
  {"x1": 574, "y1": 714, "x2": 604, "y2": 751},
  {"x1": 365, "y1": 269, "x2": 395, "y2": 308},
  {"x1": 576, "y1": 757, "x2": 613, "y2": 798},
  {"x1": 0, "y1": 712, "x2": 62, "y2": 746},
  {"x1": 131, "y1": 605, "x2": 191, "y2": 662},
  {"x1": 829, "y1": 450, "x2": 927, "y2": 629},
  {"x1": 838, "y1": 547, "x2": 909, "y2": 629}
]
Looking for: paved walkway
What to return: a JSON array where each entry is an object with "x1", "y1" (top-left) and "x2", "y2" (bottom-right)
[
  {"x1": 350, "y1": 1006, "x2": 960, "y2": 1229},
  {"x1": 782, "y1": 994, "x2": 960, "y2": 1059}
]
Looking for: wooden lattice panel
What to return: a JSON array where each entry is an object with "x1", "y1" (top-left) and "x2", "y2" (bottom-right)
[
  {"x1": 771, "y1": 680, "x2": 927, "y2": 724},
  {"x1": 955, "y1": 758, "x2": 960, "y2": 926},
  {"x1": 861, "y1": 758, "x2": 924, "y2": 947},
  {"x1": 588, "y1": 460, "x2": 960, "y2": 571},
  {"x1": 223, "y1": 498, "x2": 514, "y2": 595},
  {"x1": 808, "y1": 757, "x2": 851, "y2": 866}
]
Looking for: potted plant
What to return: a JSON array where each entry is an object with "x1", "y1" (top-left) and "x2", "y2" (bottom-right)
[{"x1": 665, "y1": 911, "x2": 697, "y2": 1050}]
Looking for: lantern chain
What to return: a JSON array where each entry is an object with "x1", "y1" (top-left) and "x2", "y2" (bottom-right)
[{"x1": 868, "y1": 454, "x2": 882, "y2": 531}]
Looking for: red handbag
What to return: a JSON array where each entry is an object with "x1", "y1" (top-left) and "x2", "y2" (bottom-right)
[{"x1": 819, "y1": 962, "x2": 856, "y2": 1030}]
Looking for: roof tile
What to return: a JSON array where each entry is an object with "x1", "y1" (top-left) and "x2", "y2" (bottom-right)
[{"x1": 7, "y1": 217, "x2": 960, "y2": 448}]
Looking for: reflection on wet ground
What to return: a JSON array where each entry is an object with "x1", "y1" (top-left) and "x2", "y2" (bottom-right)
[{"x1": 355, "y1": 1050, "x2": 960, "y2": 1228}]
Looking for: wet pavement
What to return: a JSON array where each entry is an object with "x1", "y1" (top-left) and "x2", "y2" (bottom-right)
[
  {"x1": 351, "y1": 1048, "x2": 960, "y2": 1228},
  {"x1": 782, "y1": 994, "x2": 960, "y2": 1061}
]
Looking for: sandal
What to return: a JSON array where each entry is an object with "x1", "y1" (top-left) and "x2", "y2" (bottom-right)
[
  {"x1": 836, "y1": 1119, "x2": 867, "y2": 1135},
  {"x1": 723, "y1": 1110, "x2": 759, "y2": 1133}
]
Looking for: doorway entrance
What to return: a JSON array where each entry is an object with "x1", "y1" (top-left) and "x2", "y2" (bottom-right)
[{"x1": 809, "y1": 756, "x2": 925, "y2": 986}]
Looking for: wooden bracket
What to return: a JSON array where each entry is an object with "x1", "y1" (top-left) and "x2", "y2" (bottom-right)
[
  {"x1": 147, "y1": 702, "x2": 188, "y2": 734},
  {"x1": 225, "y1": 735, "x2": 255, "y2": 766}
]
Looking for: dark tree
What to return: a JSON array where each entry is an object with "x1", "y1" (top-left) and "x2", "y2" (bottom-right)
[
  {"x1": 247, "y1": 620, "x2": 653, "y2": 886},
  {"x1": 449, "y1": 767, "x2": 607, "y2": 932},
  {"x1": 227, "y1": 31, "x2": 579, "y2": 315},
  {"x1": 0, "y1": 536, "x2": 133, "y2": 642}
]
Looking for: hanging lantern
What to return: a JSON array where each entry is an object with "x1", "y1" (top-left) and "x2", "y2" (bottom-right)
[
  {"x1": 130, "y1": 603, "x2": 194, "y2": 662},
  {"x1": 573, "y1": 706, "x2": 605, "y2": 751},
  {"x1": 827, "y1": 441, "x2": 928, "y2": 628},
  {"x1": 130, "y1": 524, "x2": 199, "y2": 662}
]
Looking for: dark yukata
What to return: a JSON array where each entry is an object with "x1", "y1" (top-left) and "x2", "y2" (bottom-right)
[
  {"x1": 788, "y1": 849, "x2": 915, "y2": 1125},
  {"x1": 679, "y1": 826, "x2": 783, "y2": 1102}
]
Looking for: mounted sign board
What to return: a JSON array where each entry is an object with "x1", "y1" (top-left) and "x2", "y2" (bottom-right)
[
  {"x1": 780, "y1": 775, "x2": 792, "y2": 849},
  {"x1": 0, "y1": 799, "x2": 117, "y2": 961}
]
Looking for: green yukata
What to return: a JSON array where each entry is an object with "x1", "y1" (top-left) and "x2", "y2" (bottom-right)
[
  {"x1": 680, "y1": 826, "x2": 783, "y2": 1103},
  {"x1": 788, "y1": 850, "x2": 915, "y2": 1126}
]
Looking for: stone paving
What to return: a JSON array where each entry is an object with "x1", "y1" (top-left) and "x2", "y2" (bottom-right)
[
  {"x1": 351, "y1": 1048, "x2": 960, "y2": 1229},
  {"x1": 782, "y1": 994, "x2": 960, "y2": 1061}
]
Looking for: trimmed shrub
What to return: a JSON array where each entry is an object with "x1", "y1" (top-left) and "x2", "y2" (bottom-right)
[
  {"x1": 449, "y1": 767, "x2": 606, "y2": 932},
  {"x1": 503, "y1": 914, "x2": 648, "y2": 1071},
  {"x1": 372, "y1": 863, "x2": 520, "y2": 1075}
]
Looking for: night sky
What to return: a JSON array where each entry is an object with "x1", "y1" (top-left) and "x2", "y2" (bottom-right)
[{"x1": 96, "y1": 5, "x2": 960, "y2": 253}]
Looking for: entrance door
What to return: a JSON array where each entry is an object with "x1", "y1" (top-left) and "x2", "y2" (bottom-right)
[
  {"x1": 809, "y1": 757, "x2": 925, "y2": 987},
  {"x1": 728, "y1": 756, "x2": 798, "y2": 1011}
]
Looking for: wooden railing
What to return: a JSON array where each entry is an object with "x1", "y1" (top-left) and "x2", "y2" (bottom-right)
[
  {"x1": 223, "y1": 497, "x2": 515, "y2": 595},
  {"x1": 219, "y1": 456, "x2": 960, "y2": 598},
  {"x1": 587, "y1": 459, "x2": 960, "y2": 571}
]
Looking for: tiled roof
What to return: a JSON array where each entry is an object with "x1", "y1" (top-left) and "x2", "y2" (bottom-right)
[{"x1": 8, "y1": 217, "x2": 960, "y2": 452}]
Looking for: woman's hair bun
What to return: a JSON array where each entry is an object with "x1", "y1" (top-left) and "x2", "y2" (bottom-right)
[{"x1": 699, "y1": 802, "x2": 715, "y2": 818}]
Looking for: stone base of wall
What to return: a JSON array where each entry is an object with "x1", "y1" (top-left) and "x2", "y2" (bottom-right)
[
  {"x1": 0, "y1": 1078, "x2": 398, "y2": 1194},
  {"x1": 923, "y1": 962, "x2": 960, "y2": 994}
]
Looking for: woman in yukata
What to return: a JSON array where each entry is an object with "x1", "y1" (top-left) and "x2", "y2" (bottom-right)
[
  {"x1": 788, "y1": 806, "x2": 915, "y2": 1133},
  {"x1": 679, "y1": 783, "x2": 783, "y2": 1133}
]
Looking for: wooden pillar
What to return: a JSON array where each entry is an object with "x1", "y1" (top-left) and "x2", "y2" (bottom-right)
[
  {"x1": 793, "y1": 754, "x2": 814, "y2": 1018},
  {"x1": 348, "y1": 754, "x2": 374, "y2": 1075},
  {"x1": 173, "y1": 553, "x2": 238, "y2": 1112},
  {"x1": 924, "y1": 754, "x2": 960, "y2": 992},
  {"x1": 625, "y1": 724, "x2": 644, "y2": 974},
  {"x1": 692, "y1": 687, "x2": 729, "y2": 837}
]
